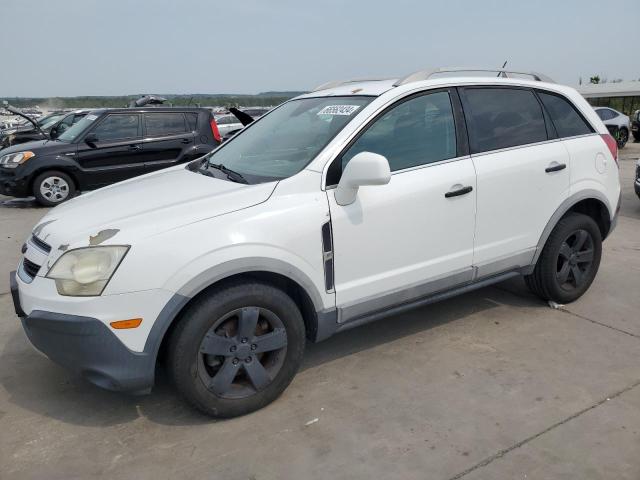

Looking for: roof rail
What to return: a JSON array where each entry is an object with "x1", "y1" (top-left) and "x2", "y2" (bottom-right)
[
  {"x1": 312, "y1": 78, "x2": 390, "y2": 92},
  {"x1": 393, "y1": 67, "x2": 554, "y2": 86}
]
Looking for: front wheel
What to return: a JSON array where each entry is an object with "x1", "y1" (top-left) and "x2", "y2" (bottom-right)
[
  {"x1": 168, "y1": 281, "x2": 305, "y2": 418},
  {"x1": 525, "y1": 213, "x2": 602, "y2": 304},
  {"x1": 32, "y1": 170, "x2": 76, "y2": 206}
]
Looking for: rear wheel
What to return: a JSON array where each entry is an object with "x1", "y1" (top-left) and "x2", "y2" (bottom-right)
[
  {"x1": 617, "y1": 127, "x2": 628, "y2": 149},
  {"x1": 525, "y1": 213, "x2": 602, "y2": 304},
  {"x1": 633, "y1": 131, "x2": 640, "y2": 142},
  {"x1": 168, "y1": 281, "x2": 305, "y2": 418},
  {"x1": 32, "y1": 170, "x2": 76, "y2": 206}
]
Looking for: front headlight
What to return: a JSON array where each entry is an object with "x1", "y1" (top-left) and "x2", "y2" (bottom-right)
[
  {"x1": 46, "y1": 246, "x2": 129, "y2": 296},
  {"x1": 0, "y1": 150, "x2": 35, "y2": 168}
]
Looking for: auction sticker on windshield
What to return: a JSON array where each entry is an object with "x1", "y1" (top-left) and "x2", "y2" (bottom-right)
[
  {"x1": 317, "y1": 105, "x2": 360, "y2": 116},
  {"x1": 86, "y1": 114, "x2": 98, "y2": 121}
]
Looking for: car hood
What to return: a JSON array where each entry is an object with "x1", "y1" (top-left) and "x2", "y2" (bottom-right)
[
  {"x1": 0, "y1": 139, "x2": 70, "y2": 155},
  {"x1": 31, "y1": 166, "x2": 278, "y2": 251}
]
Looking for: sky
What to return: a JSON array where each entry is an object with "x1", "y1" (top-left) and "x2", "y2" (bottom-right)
[{"x1": 1, "y1": 0, "x2": 638, "y2": 97}]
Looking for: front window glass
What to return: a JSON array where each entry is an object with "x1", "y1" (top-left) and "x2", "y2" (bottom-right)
[
  {"x1": 57, "y1": 113, "x2": 99, "y2": 142},
  {"x1": 202, "y1": 96, "x2": 373, "y2": 183},
  {"x1": 340, "y1": 91, "x2": 457, "y2": 173}
]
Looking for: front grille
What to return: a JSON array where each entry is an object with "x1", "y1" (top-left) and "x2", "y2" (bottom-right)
[
  {"x1": 30, "y1": 235, "x2": 51, "y2": 253},
  {"x1": 22, "y1": 258, "x2": 41, "y2": 279}
]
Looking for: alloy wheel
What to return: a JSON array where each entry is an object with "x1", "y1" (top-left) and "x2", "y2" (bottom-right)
[
  {"x1": 197, "y1": 306, "x2": 288, "y2": 399},
  {"x1": 555, "y1": 229, "x2": 595, "y2": 291}
]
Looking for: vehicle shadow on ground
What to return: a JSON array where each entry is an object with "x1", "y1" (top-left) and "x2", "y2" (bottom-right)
[
  {"x1": 0, "y1": 197, "x2": 41, "y2": 209},
  {"x1": 0, "y1": 278, "x2": 544, "y2": 427}
]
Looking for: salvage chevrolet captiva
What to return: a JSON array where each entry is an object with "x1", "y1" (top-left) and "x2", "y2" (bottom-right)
[{"x1": 11, "y1": 68, "x2": 621, "y2": 417}]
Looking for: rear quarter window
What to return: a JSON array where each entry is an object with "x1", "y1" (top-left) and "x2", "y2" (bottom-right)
[
  {"x1": 538, "y1": 92, "x2": 593, "y2": 138},
  {"x1": 461, "y1": 87, "x2": 548, "y2": 154}
]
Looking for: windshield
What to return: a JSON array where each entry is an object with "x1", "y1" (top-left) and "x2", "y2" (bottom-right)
[
  {"x1": 202, "y1": 96, "x2": 374, "y2": 183},
  {"x1": 57, "y1": 112, "x2": 99, "y2": 142}
]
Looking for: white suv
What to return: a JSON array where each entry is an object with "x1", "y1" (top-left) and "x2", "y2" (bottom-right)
[{"x1": 11, "y1": 68, "x2": 621, "y2": 417}]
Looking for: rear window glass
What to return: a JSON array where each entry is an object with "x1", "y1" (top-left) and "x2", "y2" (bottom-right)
[
  {"x1": 144, "y1": 113, "x2": 187, "y2": 136},
  {"x1": 461, "y1": 87, "x2": 547, "y2": 153},
  {"x1": 539, "y1": 92, "x2": 593, "y2": 137}
]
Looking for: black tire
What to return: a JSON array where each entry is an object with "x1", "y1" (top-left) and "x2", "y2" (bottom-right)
[
  {"x1": 633, "y1": 131, "x2": 640, "y2": 142},
  {"x1": 617, "y1": 128, "x2": 628, "y2": 149},
  {"x1": 32, "y1": 170, "x2": 76, "y2": 206},
  {"x1": 525, "y1": 213, "x2": 602, "y2": 304},
  {"x1": 168, "y1": 281, "x2": 305, "y2": 418}
]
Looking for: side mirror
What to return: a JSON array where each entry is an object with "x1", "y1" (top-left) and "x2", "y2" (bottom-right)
[
  {"x1": 334, "y1": 151, "x2": 391, "y2": 206},
  {"x1": 49, "y1": 126, "x2": 58, "y2": 139},
  {"x1": 84, "y1": 132, "x2": 98, "y2": 146}
]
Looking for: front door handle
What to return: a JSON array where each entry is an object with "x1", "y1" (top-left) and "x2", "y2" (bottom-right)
[
  {"x1": 181, "y1": 138, "x2": 192, "y2": 144},
  {"x1": 128, "y1": 145, "x2": 141, "y2": 151},
  {"x1": 444, "y1": 185, "x2": 473, "y2": 198},
  {"x1": 545, "y1": 162, "x2": 566, "y2": 173}
]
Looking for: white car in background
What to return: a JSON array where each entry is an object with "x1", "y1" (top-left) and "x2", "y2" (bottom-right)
[
  {"x1": 594, "y1": 107, "x2": 630, "y2": 148},
  {"x1": 214, "y1": 114, "x2": 245, "y2": 138}
]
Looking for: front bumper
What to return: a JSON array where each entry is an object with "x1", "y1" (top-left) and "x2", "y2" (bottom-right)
[
  {"x1": 0, "y1": 168, "x2": 30, "y2": 197},
  {"x1": 10, "y1": 270, "x2": 183, "y2": 394}
]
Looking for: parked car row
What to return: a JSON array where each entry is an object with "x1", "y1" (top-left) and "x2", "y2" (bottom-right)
[
  {"x1": 10, "y1": 68, "x2": 621, "y2": 418},
  {"x1": 0, "y1": 105, "x2": 223, "y2": 205},
  {"x1": 0, "y1": 100, "x2": 272, "y2": 205},
  {"x1": 1, "y1": 108, "x2": 91, "y2": 149}
]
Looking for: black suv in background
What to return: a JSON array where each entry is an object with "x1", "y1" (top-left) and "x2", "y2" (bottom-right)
[
  {"x1": 0, "y1": 110, "x2": 90, "y2": 150},
  {"x1": 0, "y1": 107, "x2": 221, "y2": 205},
  {"x1": 632, "y1": 110, "x2": 639, "y2": 142}
]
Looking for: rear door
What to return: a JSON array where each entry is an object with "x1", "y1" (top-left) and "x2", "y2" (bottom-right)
[
  {"x1": 141, "y1": 112, "x2": 195, "y2": 172},
  {"x1": 76, "y1": 113, "x2": 144, "y2": 187},
  {"x1": 459, "y1": 86, "x2": 570, "y2": 275}
]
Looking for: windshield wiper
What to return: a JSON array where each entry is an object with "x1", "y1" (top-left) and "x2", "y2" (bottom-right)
[{"x1": 208, "y1": 163, "x2": 249, "y2": 184}]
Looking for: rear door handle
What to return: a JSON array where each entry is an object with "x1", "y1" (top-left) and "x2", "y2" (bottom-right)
[
  {"x1": 128, "y1": 144, "x2": 141, "y2": 151},
  {"x1": 545, "y1": 162, "x2": 566, "y2": 173},
  {"x1": 444, "y1": 185, "x2": 473, "y2": 198},
  {"x1": 181, "y1": 138, "x2": 192, "y2": 144}
]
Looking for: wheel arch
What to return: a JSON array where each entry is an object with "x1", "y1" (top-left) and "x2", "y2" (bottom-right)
[
  {"x1": 147, "y1": 260, "x2": 336, "y2": 375},
  {"x1": 531, "y1": 190, "x2": 613, "y2": 267},
  {"x1": 29, "y1": 166, "x2": 80, "y2": 195}
]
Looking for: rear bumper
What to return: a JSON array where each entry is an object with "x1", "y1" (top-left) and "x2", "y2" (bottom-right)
[{"x1": 10, "y1": 270, "x2": 164, "y2": 394}]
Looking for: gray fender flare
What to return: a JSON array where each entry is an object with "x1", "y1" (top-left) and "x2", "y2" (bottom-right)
[
  {"x1": 530, "y1": 189, "x2": 612, "y2": 267},
  {"x1": 141, "y1": 257, "x2": 330, "y2": 368}
]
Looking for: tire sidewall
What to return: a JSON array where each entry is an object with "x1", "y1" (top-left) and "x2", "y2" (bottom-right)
[
  {"x1": 540, "y1": 214, "x2": 602, "y2": 303},
  {"x1": 170, "y1": 282, "x2": 305, "y2": 418}
]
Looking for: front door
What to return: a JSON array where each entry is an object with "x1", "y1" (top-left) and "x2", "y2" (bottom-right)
[
  {"x1": 327, "y1": 89, "x2": 477, "y2": 323},
  {"x1": 76, "y1": 113, "x2": 144, "y2": 188}
]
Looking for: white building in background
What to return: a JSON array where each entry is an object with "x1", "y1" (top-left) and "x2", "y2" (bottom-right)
[{"x1": 577, "y1": 81, "x2": 640, "y2": 115}]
